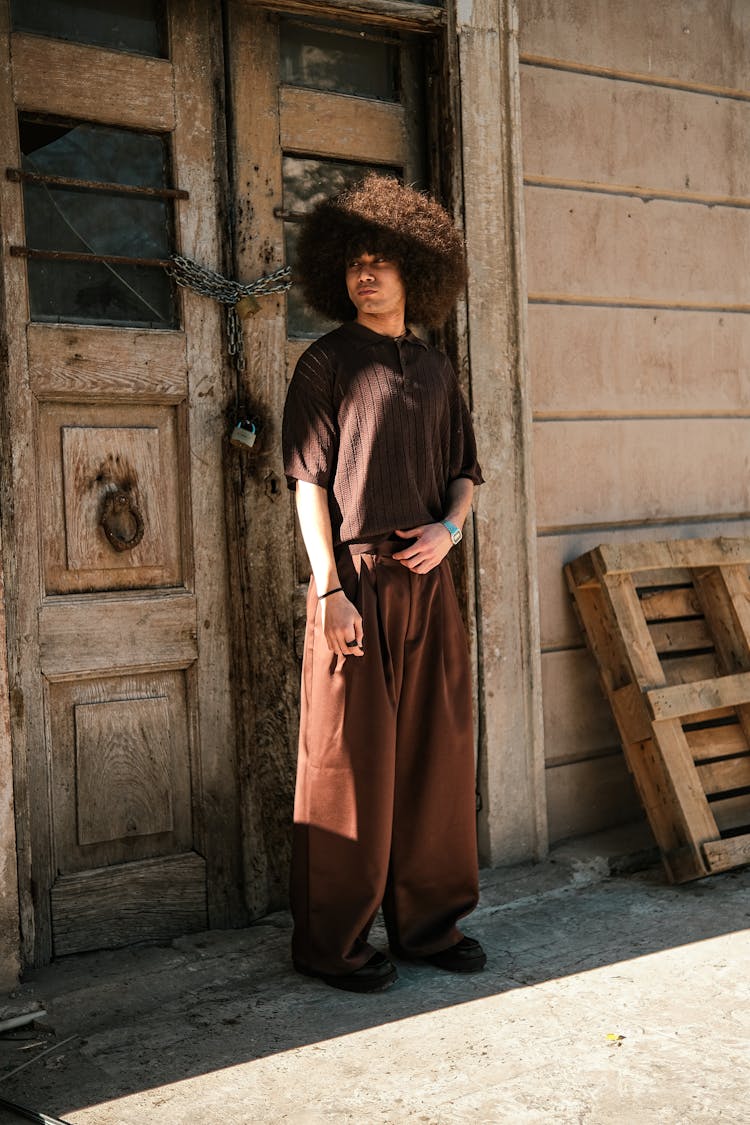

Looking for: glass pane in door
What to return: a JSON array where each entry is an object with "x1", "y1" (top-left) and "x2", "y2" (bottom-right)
[
  {"x1": 280, "y1": 20, "x2": 398, "y2": 101},
  {"x1": 11, "y1": 0, "x2": 166, "y2": 57},
  {"x1": 19, "y1": 116, "x2": 176, "y2": 328}
]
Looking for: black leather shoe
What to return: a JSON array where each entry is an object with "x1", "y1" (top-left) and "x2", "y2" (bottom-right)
[
  {"x1": 391, "y1": 936, "x2": 487, "y2": 973},
  {"x1": 294, "y1": 951, "x2": 398, "y2": 992}
]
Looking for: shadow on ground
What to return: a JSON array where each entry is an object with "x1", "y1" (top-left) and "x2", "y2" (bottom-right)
[{"x1": 1, "y1": 851, "x2": 749, "y2": 1121}]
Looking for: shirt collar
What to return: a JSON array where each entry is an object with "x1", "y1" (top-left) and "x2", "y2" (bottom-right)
[{"x1": 339, "y1": 320, "x2": 429, "y2": 351}]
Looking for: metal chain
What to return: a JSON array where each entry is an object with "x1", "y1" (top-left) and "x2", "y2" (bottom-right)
[{"x1": 167, "y1": 254, "x2": 291, "y2": 371}]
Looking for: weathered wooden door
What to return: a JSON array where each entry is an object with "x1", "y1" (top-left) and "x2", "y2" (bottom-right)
[
  {"x1": 224, "y1": 1, "x2": 450, "y2": 914},
  {"x1": 0, "y1": 1, "x2": 243, "y2": 963}
]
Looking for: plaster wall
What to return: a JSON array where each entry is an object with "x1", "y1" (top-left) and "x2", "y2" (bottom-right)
[{"x1": 518, "y1": 0, "x2": 750, "y2": 841}]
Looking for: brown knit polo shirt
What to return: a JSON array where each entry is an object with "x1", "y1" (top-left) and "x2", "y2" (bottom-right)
[{"x1": 282, "y1": 321, "x2": 484, "y2": 547}]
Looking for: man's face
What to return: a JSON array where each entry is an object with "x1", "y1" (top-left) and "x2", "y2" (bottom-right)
[{"x1": 345, "y1": 252, "x2": 406, "y2": 321}]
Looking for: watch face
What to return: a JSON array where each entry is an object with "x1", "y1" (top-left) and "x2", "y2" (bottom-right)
[{"x1": 451, "y1": 528, "x2": 462, "y2": 544}]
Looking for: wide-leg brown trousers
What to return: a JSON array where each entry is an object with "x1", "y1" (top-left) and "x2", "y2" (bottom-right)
[{"x1": 290, "y1": 543, "x2": 480, "y2": 976}]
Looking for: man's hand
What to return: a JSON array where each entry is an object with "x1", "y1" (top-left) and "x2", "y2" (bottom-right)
[
  {"x1": 392, "y1": 523, "x2": 453, "y2": 574},
  {"x1": 321, "y1": 591, "x2": 365, "y2": 657}
]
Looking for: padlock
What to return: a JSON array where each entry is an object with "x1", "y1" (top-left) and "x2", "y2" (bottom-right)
[
  {"x1": 231, "y1": 419, "x2": 257, "y2": 450},
  {"x1": 235, "y1": 294, "x2": 260, "y2": 319}
]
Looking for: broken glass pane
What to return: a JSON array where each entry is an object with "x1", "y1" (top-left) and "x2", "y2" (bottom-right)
[
  {"x1": 280, "y1": 21, "x2": 398, "y2": 102},
  {"x1": 19, "y1": 117, "x2": 176, "y2": 329},
  {"x1": 21, "y1": 117, "x2": 167, "y2": 188},
  {"x1": 27, "y1": 259, "x2": 174, "y2": 328},
  {"x1": 10, "y1": 0, "x2": 166, "y2": 58}
]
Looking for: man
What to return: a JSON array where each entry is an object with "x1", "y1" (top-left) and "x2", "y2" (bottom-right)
[{"x1": 282, "y1": 174, "x2": 485, "y2": 993}]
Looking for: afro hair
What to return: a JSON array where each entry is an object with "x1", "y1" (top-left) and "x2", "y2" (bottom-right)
[{"x1": 294, "y1": 173, "x2": 466, "y2": 328}]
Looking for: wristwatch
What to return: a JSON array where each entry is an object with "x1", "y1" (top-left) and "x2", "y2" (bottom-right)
[{"x1": 441, "y1": 519, "x2": 463, "y2": 545}]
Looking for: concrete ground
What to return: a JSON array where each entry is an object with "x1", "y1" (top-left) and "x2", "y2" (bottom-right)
[{"x1": 0, "y1": 826, "x2": 748, "y2": 1125}]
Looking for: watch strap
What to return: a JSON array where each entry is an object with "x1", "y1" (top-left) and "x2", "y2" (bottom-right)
[{"x1": 441, "y1": 519, "x2": 462, "y2": 544}]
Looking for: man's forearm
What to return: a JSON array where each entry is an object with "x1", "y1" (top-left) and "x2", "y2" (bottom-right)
[
  {"x1": 294, "y1": 480, "x2": 364, "y2": 656},
  {"x1": 443, "y1": 477, "x2": 475, "y2": 530},
  {"x1": 294, "y1": 480, "x2": 340, "y2": 594}
]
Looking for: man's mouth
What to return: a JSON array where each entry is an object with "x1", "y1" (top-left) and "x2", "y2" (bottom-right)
[{"x1": 357, "y1": 287, "x2": 377, "y2": 295}]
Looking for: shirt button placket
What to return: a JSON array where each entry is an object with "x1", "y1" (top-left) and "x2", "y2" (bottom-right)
[{"x1": 395, "y1": 339, "x2": 408, "y2": 388}]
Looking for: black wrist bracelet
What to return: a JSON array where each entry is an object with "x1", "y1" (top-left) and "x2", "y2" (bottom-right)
[{"x1": 319, "y1": 586, "x2": 343, "y2": 600}]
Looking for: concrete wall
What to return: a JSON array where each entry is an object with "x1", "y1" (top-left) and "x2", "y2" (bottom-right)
[{"x1": 518, "y1": 0, "x2": 750, "y2": 841}]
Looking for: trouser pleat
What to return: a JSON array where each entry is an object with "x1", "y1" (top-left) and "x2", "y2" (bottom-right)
[{"x1": 290, "y1": 551, "x2": 479, "y2": 975}]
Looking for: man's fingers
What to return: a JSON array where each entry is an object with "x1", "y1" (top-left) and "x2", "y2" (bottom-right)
[
  {"x1": 326, "y1": 619, "x2": 364, "y2": 656},
  {"x1": 343, "y1": 616, "x2": 365, "y2": 656},
  {"x1": 329, "y1": 636, "x2": 359, "y2": 656},
  {"x1": 397, "y1": 550, "x2": 439, "y2": 574}
]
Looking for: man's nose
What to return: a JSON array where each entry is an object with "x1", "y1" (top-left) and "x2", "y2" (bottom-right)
[{"x1": 358, "y1": 262, "x2": 375, "y2": 281}]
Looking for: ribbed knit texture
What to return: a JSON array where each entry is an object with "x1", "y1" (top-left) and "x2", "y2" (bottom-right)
[{"x1": 282, "y1": 321, "x2": 483, "y2": 546}]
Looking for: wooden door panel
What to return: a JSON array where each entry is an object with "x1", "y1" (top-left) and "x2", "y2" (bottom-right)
[
  {"x1": 48, "y1": 670, "x2": 194, "y2": 873},
  {"x1": 62, "y1": 426, "x2": 162, "y2": 569},
  {"x1": 280, "y1": 86, "x2": 407, "y2": 164},
  {"x1": 38, "y1": 402, "x2": 185, "y2": 593},
  {"x1": 11, "y1": 32, "x2": 175, "y2": 130},
  {"x1": 74, "y1": 695, "x2": 174, "y2": 846},
  {"x1": 51, "y1": 852, "x2": 206, "y2": 957},
  {"x1": 27, "y1": 325, "x2": 188, "y2": 406},
  {"x1": 39, "y1": 594, "x2": 197, "y2": 677}
]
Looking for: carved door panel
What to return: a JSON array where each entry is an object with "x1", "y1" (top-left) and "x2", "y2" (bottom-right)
[{"x1": 1, "y1": 1, "x2": 243, "y2": 963}]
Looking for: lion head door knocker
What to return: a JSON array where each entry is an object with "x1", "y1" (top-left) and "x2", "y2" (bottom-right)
[{"x1": 100, "y1": 490, "x2": 145, "y2": 552}]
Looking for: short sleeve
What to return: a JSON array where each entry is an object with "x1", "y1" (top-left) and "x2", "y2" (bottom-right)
[
  {"x1": 447, "y1": 366, "x2": 484, "y2": 487},
  {"x1": 282, "y1": 342, "x2": 338, "y2": 491}
]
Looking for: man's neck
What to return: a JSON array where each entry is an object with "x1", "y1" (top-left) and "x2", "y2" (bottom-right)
[{"x1": 356, "y1": 311, "x2": 406, "y2": 338}]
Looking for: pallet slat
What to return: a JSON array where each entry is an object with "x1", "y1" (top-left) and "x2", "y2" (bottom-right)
[
  {"x1": 597, "y1": 538, "x2": 750, "y2": 575},
  {"x1": 696, "y1": 754, "x2": 750, "y2": 795},
  {"x1": 647, "y1": 671, "x2": 750, "y2": 721},
  {"x1": 661, "y1": 652, "x2": 722, "y2": 686},
  {"x1": 710, "y1": 793, "x2": 750, "y2": 834},
  {"x1": 685, "y1": 723, "x2": 748, "y2": 760},
  {"x1": 566, "y1": 536, "x2": 750, "y2": 882},
  {"x1": 648, "y1": 618, "x2": 712, "y2": 653},
  {"x1": 630, "y1": 567, "x2": 693, "y2": 588},
  {"x1": 650, "y1": 720, "x2": 719, "y2": 845},
  {"x1": 702, "y1": 834, "x2": 750, "y2": 873},
  {"x1": 692, "y1": 564, "x2": 750, "y2": 754},
  {"x1": 640, "y1": 587, "x2": 702, "y2": 621}
]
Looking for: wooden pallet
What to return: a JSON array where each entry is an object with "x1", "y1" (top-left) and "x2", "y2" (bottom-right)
[{"x1": 565, "y1": 537, "x2": 750, "y2": 882}]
